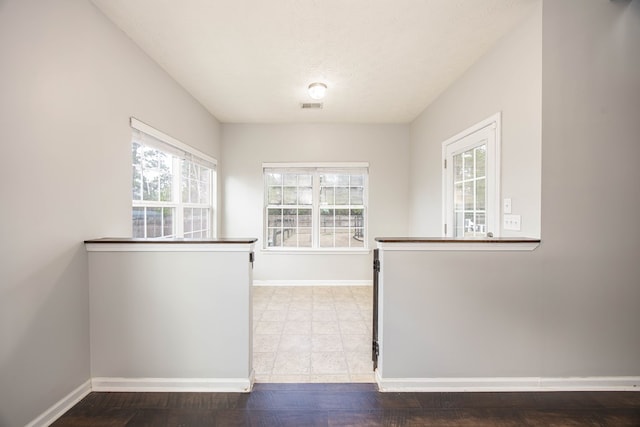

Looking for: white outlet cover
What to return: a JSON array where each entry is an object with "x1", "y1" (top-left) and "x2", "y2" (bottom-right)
[{"x1": 504, "y1": 214, "x2": 521, "y2": 231}]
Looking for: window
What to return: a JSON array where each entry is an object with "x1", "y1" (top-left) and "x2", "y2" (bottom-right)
[
  {"x1": 443, "y1": 113, "x2": 500, "y2": 237},
  {"x1": 264, "y1": 164, "x2": 368, "y2": 250},
  {"x1": 131, "y1": 118, "x2": 216, "y2": 238}
]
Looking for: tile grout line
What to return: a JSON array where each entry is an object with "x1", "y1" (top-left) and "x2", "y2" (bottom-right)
[{"x1": 254, "y1": 286, "x2": 374, "y2": 383}]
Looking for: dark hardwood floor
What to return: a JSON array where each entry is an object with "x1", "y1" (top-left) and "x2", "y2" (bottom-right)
[{"x1": 53, "y1": 383, "x2": 640, "y2": 426}]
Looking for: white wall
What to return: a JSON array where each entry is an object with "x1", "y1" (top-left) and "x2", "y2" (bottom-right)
[
  {"x1": 409, "y1": 2, "x2": 542, "y2": 237},
  {"x1": 88, "y1": 246, "x2": 253, "y2": 386},
  {"x1": 0, "y1": 0, "x2": 221, "y2": 425},
  {"x1": 537, "y1": 0, "x2": 640, "y2": 376},
  {"x1": 392, "y1": 0, "x2": 640, "y2": 381},
  {"x1": 378, "y1": 248, "x2": 545, "y2": 380},
  {"x1": 221, "y1": 124, "x2": 410, "y2": 282}
]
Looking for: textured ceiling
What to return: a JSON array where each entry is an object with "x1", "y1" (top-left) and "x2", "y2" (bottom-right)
[{"x1": 91, "y1": 0, "x2": 538, "y2": 123}]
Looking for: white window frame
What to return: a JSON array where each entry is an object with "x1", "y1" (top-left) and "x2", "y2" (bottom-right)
[
  {"x1": 442, "y1": 113, "x2": 501, "y2": 237},
  {"x1": 131, "y1": 117, "x2": 217, "y2": 238},
  {"x1": 262, "y1": 162, "x2": 369, "y2": 253}
]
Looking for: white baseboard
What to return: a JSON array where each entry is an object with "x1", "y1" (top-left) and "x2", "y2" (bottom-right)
[
  {"x1": 91, "y1": 376, "x2": 254, "y2": 393},
  {"x1": 26, "y1": 380, "x2": 91, "y2": 427},
  {"x1": 375, "y1": 372, "x2": 640, "y2": 392},
  {"x1": 253, "y1": 280, "x2": 372, "y2": 287}
]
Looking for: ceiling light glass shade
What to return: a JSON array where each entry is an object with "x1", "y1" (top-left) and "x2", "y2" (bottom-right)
[{"x1": 308, "y1": 82, "x2": 327, "y2": 100}]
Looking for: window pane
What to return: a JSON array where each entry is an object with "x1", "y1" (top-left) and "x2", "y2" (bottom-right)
[
  {"x1": 351, "y1": 175, "x2": 364, "y2": 186},
  {"x1": 463, "y1": 150, "x2": 474, "y2": 180},
  {"x1": 352, "y1": 228, "x2": 365, "y2": 247},
  {"x1": 334, "y1": 229, "x2": 350, "y2": 247},
  {"x1": 268, "y1": 186, "x2": 282, "y2": 205},
  {"x1": 268, "y1": 208, "x2": 283, "y2": 227},
  {"x1": 298, "y1": 174, "x2": 312, "y2": 186},
  {"x1": 350, "y1": 208, "x2": 364, "y2": 227},
  {"x1": 320, "y1": 208, "x2": 334, "y2": 227},
  {"x1": 264, "y1": 167, "x2": 368, "y2": 250},
  {"x1": 193, "y1": 208, "x2": 202, "y2": 233},
  {"x1": 283, "y1": 173, "x2": 298, "y2": 186},
  {"x1": 132, "y1": 143, "x2": 143, "y2": 201},
  {"x1": 163, "y1": 207, "x2": 174, "y2": 237},
  {"x1": 299, "y1": 208, "x2": 312, "y2": 227},
  {"x1": 199, "y1": 176, "x2": 210, "y2": 204},
  {"x1": 454, "y1": 183, "x2": 464, "y2": 210},
  {"x1": 142, "y1": 154, "x2": 159, "y2": 201},
  {"x1": 464, "y1": 181, "x2": 474, "y2": 210},
  {"x1": 132, "y1": 128, "x2": 215, "y2": 240},
  {"x1": 320, "y1": 187, "x2": 334, "y2": 205},
  {"x1": 141, "y1": 147, "x2": 173, "y2": 202},
  {"x1": 335, "y1": 187, "x2": 349, "y2": 205},
  {"x1": 299, "y1": 187, "x2": 312, "y2": 205},
  {"x1": 320, "y1": 173, "x2": 337, "y2": 186},
  {"x1": 282, "y1": 210, "x2": 295, "y2": 236},
  {"x1": 133, "y1": 207, "x2": 145, "y2": 238},
  {"x1": 320, "y1": 229, "x2": 334, "y2": 247},
  {"x1": 350, "y1": 187, "x2": 363, "y2": 205},
  {"x1": 184, "y1": 207, "x2": 193, "y2": 233},
  {"x1": 283, "y1": 187, "x2": 297, "y2": 205},
  {"x1": 336, "y1": 175, "x2": 349, "y2": 185},
  {"x1": 464, "y1": 211, "x2": 475, "y2": 236},
  {"x1": 449, "y1": 141, "x2": 489, "y2": 237},
  {"x1": 158, "y1": 152, "x2": 173, "y2": 202},
  {"x1": 454, "y1": 153, "x2": 463, "y2": 182},
  {"x1": 267, "y1": 228, "x2": 281, "y2": 247},
  {"x1": 283, "y1": 229, "x2": 297, "y2": 247},
  {"x1": 454, "y1": 211, "x2": 464, "y2": 237},
  {"x1": 267, "y1": 173, "x2": 282, "y2": 185},
  {"x1": 475, "y1": 145, "x2": 486, "y2": 177},
  {"x1": 335, "y1": 209, "x2": 349, "y2": 227},
  {"x1": 181, "y1": 162, "x2": 190, "y2": 203},
  {"x1": 189, "y1": 173, "x2": 199, "y2": 204},
  {"x1": 298, "y1": 228, "x2": 312, "y2": 247},
  {"x1": 146, "y1": 207, "x2": 162, "y2": 238},
  {"x1": 476, "y1": 178, "x2": 486, "y2": 211},
  {"x1": 202, "y1": 209, "x2": 210, "y2": 235},
  {"x1": 475, "y1": 212, "x2": 486, "y2": 234},
  {"x1": 267, "y1": 207, "x2": 313, "y2": 248}
]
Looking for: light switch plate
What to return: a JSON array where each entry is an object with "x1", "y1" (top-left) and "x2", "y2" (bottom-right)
[
  {"x1": 503, "y1": 198, "x2": 512, "y2": 214},
  {"x1": 504, "y1": 214, "x2": 521, "y2": 231}
]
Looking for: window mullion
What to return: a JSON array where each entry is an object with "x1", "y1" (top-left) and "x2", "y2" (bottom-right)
[
  {"x1": 174, "y1": 157, "x2": 184, "y2": 237},
  {"x1": 313, "y1": 172, "x2": 320, "y2": 249}
]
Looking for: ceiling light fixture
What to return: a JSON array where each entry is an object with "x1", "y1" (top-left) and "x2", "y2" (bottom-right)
[{"x1": 308, "y1": 82, "x2": 327, "y2": 100}]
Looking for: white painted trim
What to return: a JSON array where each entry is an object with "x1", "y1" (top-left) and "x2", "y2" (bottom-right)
[
  {"x1": 26, "y1": 380, "x2": 91, "y2": 427},
  {"x1": 441, "y1": 113, "x2": 502, "y2": 148},
  {"x1": 442, "y1": 112, "x2": 501, "y2": 237},
  {"x1": 253, "y1": 280, "x2": 372, "y2": 287},
  {"x1": 376, "y1": 376, "x2": 640, "y2": 392},
  {"x1": 91, "y1": 377, "x2": 253, "y2": 393},
  {"x1": 85, "y1": 243, "x2": 255, "y2": 252},
  {"x1": 262, "y1": 162, "x2": 369, "y2": 169},
  {"x1": 376, "y1": 241, "x2": 539, "y2": 251},
  {"x1": 262, "y1": 165, "x2": 370, "y2": 251},
  {"x1": 259, "y1": 249, "x2": 370, "y2": 255},
  {"x1": 130, "y1": 117, "x2": 217, "y2": 165}
]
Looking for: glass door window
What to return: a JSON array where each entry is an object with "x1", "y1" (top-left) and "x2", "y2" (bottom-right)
[
  {"x1": 443, "y1": 114, "x2": 500, "y2": 238},
  {"x1": 453, "y1": 144, "x2": 487, "y2": 237}
]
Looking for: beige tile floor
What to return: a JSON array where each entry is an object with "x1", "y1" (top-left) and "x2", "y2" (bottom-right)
[{"x1": 252, "y1": 286, "x2": 375, "y2": 383}]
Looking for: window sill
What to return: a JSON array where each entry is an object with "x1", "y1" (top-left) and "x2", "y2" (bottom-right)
[
  {"x1": 260, "y1": 249, "x2": 371, "y2": 255},
  {"x1": 374, "y1": 237, "x2": 540, "y2": 251}
]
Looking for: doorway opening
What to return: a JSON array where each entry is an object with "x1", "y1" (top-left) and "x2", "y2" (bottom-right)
[{"x1": 252, "y1": 285, "x2": 374, "y2": 383}]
